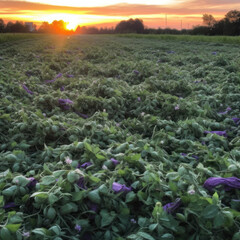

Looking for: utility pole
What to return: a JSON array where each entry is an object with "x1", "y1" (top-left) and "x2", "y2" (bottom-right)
[{"x1": 181, "y1": 20, "x2": 182, "y2": 30}]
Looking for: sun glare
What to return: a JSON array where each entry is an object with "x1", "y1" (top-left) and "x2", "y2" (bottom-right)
[{"x1": 65, "y1": 22, "x2": 78, "y2": 31}]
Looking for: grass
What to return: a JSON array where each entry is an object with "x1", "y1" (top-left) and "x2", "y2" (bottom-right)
[
  {"x1": 117, "y1": 34, "x2": 240, "y2": 45},
  {"x1": 0, "y1": 33, "x2": 45, "y2": 44}
]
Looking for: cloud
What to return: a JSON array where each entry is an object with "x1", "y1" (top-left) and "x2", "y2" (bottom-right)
[{"x1": 0, "y1": 0, "x2": 239, "y2": 28}]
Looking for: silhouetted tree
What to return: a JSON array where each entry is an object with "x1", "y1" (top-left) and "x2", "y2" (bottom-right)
[
  {"x1": 202, "y1": 14, "x2": 216, "y2": 27},
  {"x1": 0, "y1": 19, "x2": 4, "y2": 33},
  {"x1": 115, "y1": 18, "x2": 144, "y2": 33}
]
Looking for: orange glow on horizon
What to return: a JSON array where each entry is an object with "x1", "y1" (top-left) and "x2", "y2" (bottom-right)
[{"x1": 0, "y1": 0, "x2": 239, "y2": 30}]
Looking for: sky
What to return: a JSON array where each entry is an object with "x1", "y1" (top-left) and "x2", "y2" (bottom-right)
[{"x1": 0, "y1": 0, "x2": 240, "y2": 30}]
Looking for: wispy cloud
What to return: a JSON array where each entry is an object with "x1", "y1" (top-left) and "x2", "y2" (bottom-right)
[{"x1": 0, "y1": 0, "x2": 239, "y2": 28}]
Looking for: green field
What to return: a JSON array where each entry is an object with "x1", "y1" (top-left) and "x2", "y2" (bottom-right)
[{"x1": 0, "y1": 34, "x2": 240, "y2": 240}]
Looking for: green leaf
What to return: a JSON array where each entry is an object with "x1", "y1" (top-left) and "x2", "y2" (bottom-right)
[
  {"x1": 72, "y1": 191, "x2": 85, "y2": 201},
  {"x1": 41, "y1": 176, "x2": 56, "y2": 185},
  {"x1": 100, "y1": 210, "x2": 116, "y2": 227},
  {"x1": 126, "y1": 192, "x2": 136, "y2": 203},
  {"x1": 31, "y1": 192, "x2": 49, "y2": 199},
  {"x1": 32, "y1": 228, "x2": 48, "y2": 236},
  {"x1": 212, "y1": 192, "x2": 219, "y2": 205},
  {"x1": 137, "y1": 232, "x2": 155, "y2": 240},
  {"x1": 48, "y1": 193, "x2": 59, "y2": 205},
  {"x1": 213, "y1": 212, "x2": 224, "y2": 228},
  {"x1": 84, "y1": 142, "x2": 93, "y2": 152},
  {"x1": 6, "y1": 224, "x2": 21, "y2": 233},
  {"x1": 88, "y1": 189, "x2": 101, "y2": 204},
  {"x1": 201, "y1": 205, "x2": 219, "y2": 219},
  {"x1": 60, "y1": 203, "x2": 78, "y2": 215},
  {"x1": 0, "y1": 227, "x2": 13, "y2": 240}
]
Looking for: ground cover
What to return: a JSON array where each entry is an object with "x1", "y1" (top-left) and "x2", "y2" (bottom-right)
[{"x1": 0, "y1": 34, "x2": 240, "y2": 240}]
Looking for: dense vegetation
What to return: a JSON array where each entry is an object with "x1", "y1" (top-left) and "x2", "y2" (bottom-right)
[{"x1": 0, "y1": 35, "x2": 240, "y2": 240}]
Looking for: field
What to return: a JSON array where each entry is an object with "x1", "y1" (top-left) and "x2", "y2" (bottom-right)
[{"x1": 0, "y1": 34, "x2": 240, "y2": 240}]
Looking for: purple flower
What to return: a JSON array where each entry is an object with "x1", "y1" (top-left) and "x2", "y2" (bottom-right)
[
  {"x1": 45, "y1": 73, "x2": 62, "y2": 83},
  {"x1": 58, "y1": 99, "x2": 73, "y2": 110},
  {"x1": 27, "y1": 177, "x2": 37, "y2": 189},
  {"x1": 60, "y1": 86, "x2": 65, "y2": 91},
  {"x1": 203, "y1": 177, "x2": 240, "y2": 191},
  {"x1": 22, "y1": 84, "x2": 34, "y2": 95},
  {"x1": 56, "y1": 73, "x2": 63, "y2": 79},
  {"x1": 204, "y1": 130, "x2": 227, "y2": 137},
  {"x1": 45, "y1": 79, "x2": 56, "y2": 83},
  {"x1": 75, "y1": 224, "x2": 81, "y2": 232},
  {"x1": 78, "y1": 162, "x2": 92, "y2": 169},
  {"x1": 88, "y1": 202, "x2": 98, "y2": 212},
  {"x1": 66, "y1": 74, "x2": 74, "y2": 78},
  {"x1": 3, "y1": 202, "x2": 17, "y2": 209},
  {"x1": 163, "y1": 198, "x2": 181, "y2": 214},
  {"x1": 112, "y1": 182, "x2": 132, "y2": 193},
  {"x1": 212, "y1": 52, "x2": 217, "y2": 55},
  {"x1": 137, "y1": 97, "x2": 141, "y2": 102},
  {"x1": 167, "y1": 51, "x2": 175, "y2": 54},
  {"x1": 22, "y1": 232, "x2": 30, "y2": 238},
  {"x1": 130, "y1": 218, "x2": 137, "y2": 224},
  {"x1": 110, "y1": 158, "x2": 120, "y2": 166},
  {"x1": 232, "y1": 118, "x2": 240, "y2": 125},
  {"x1": 133, "y1": 70, "x2": 140, "y2": 75},
  {"x1": 181, "y1": 153, "x2": 187, "y2": 156},
  {"x1": 175, "y1": 105, "x2": 180, "y2": 110},
  {"x1": 75, "y1": 111, "x2": 89, "y2": 119},
  {"x1": 192, "y1": 155, "x2": 199, "y2": 160},
  {"x1": 76, "y1": 177, "x2": 87, "y2": 189},
  {"x1": 218, "y1": 106, "x2": 231, "y2": 115}
]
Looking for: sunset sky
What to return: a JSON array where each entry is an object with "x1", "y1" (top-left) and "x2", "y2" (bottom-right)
[{"x1": 0, "y1": 0, "x2": 240, "y2": 30}]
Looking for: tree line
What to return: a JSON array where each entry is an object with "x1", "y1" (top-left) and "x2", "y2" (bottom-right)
[{"x1": 0, "y1": 10, "x2": 239, "y2": 35}]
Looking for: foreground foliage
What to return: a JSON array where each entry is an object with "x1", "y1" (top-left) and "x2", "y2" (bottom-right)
[{"x1": 0, "y1": 35, "x2": 240, "y2": 240}]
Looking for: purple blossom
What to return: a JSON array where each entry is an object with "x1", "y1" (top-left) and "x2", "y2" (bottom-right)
[
  {"x1": 76, "y1": 177, "x2": 87, "y2": 189},
  {"x1": 204, "y1": 130, "x2": 227, "y2": 137},
  {"x1": 112, "y1": 182, "x2": 132, "y2": 193},
  {"x1": 181, "y1": 153, "x2": 187, "y2": 156},
  {"x1": 78, "y1": 162, "x2": 92, "y2": 169},
  {"x1": 232, "y1": 118, "x2": 240, "y2": 125},
  {"x1": 88, "y1": 202, "x2": 98, "y2": 212},
  {"x1": 137, "y1": 97, "x2": 141, "y2": 102},
  {"x1": 22, "y1": 232, "x2": 30, "y2": 238},
  {"x1": 167, "y1": 51, "x2": 175, "y2": 54},
  {"x1": 56, "y1": 73, "x2": 63, "y2": 79},
  {"x1": 60, "y1": 86, "x2": 65, "y2": 91},
  {"x1": 192, "y1": 155, "x2": 199, "y2": 160},
  {"x1": 45, "y1": 79, "x2": 56, "y2": 83},
  {"x1": 163, "y1": 198, "x2": 182, "y2": 214},
  {"x1": 203, "y1": 177, "x2": 240, "y2": 191},
  {"x1": 130, "y1": 219, "x2": 137, "y2": 224},
  {"x1": 175, "y1": 105, "x2": 180, "y2": 110},
  {"x1": 45, "y1": 73, "x2": 62, "y2": 83},
  {"x1": 110, "y1": 158, "x2": 120, "y2": 166},
  {"x1": 75, "y1": 111, "x2": 89, "y2": 119},
  {"x1": 58, "y1": 99, "x2": 73, "y2": 110},
  {"x1": 27, "y1": 177, "x2": 37, "y2": 189},
  {"x1": 212, "y1": 52, "x2": 217, "y2": 55},
  {"x1": 218, "y1": 106, "x2": 231, "y2": 115},
  {"x1": 66, "y1": 74, "x2": 74, "y2": 78},
  {"x1": 22, "y1": 84, "x2": 34, "y2": 95},
  {"x1": 133, "y1": 70, "x2": 140, "y2": 75},
  {"x1": 3, "y1": 202, "x2": 17, "y2": 209},
  {"x1": 75, "y1": 224, "x2": 81, "y2": 232}
]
